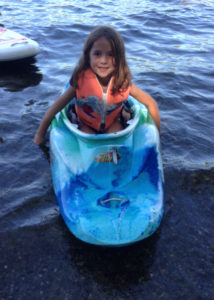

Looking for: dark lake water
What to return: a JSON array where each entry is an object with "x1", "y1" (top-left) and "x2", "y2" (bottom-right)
[{"x1": 0, "y1": 1, "x2": 213, "y2": 299}]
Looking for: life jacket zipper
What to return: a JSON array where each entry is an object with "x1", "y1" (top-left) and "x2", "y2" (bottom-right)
[{"x1": 95, "y1": 76, "x2": 113, "y2": 132}]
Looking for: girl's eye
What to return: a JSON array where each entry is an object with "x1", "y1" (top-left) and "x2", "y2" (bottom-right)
[
  {"x1": 92, "y1": 51, "x2": 114, "y2": 57},
  {"x1": 94, "y1": 51, "x2": 101, "y2": 56}
]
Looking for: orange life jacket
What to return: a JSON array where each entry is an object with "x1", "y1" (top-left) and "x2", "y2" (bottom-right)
[{"x1": 75, "y1": 68, "x2": 130, "y2": 132}]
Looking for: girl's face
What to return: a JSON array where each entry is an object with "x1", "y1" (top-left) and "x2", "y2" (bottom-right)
[{"x1": 89, "y1": 37, "x2": 115, "y2": 84}]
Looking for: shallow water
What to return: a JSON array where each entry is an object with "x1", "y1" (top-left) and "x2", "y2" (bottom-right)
[{"x1": 0, "y1": 0, "x2": 214, "y2": 299}]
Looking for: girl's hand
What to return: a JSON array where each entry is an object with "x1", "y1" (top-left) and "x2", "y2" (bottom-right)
[{"x1": 33, "y1": 132, "x2": 45, "y2": 145}]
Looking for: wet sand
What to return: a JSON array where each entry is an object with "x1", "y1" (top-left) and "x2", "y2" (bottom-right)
[{"x1": 1, "y1": 167, "x2": 213, "y2": 300}]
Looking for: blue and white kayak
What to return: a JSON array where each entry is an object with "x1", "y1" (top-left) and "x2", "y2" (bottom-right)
[
  {"x1": 50, "y1": 96, "x2": 164, "y2": 246},
  {"x1": 0, "y1": 28, "x2": 40, "y2": 62}
]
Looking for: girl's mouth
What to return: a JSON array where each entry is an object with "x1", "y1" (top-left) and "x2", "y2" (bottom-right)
[{"x1": 98, "y1": 67, "x2": 108, "y2": 71}]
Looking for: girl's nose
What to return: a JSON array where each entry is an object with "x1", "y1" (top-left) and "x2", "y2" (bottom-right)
[{"x1": 100, "y1": 54, "x2": 108, "y2": 63}]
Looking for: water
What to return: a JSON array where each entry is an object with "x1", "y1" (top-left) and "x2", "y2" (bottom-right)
[{"x1": 0, "y1": 0, "x2": 213, "y2": 299}]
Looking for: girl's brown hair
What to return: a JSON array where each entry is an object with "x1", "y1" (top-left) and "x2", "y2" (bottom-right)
[{"x1": 70, "y1": 26, "x2": 131, "y2": 94}]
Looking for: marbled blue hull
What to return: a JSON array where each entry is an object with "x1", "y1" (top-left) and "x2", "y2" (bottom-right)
[{"x1": 50, "y1": 97, "x2": 164, "y2": 246}]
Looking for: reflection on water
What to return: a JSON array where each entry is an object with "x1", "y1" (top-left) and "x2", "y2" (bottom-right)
[{"x1": 0, "y1": 58, "x2": 42, "y2": 91}]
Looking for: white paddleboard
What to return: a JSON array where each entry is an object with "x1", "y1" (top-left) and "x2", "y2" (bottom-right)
[{"x1": 0, "y1": 28, "x2": 40, "y2": 62}]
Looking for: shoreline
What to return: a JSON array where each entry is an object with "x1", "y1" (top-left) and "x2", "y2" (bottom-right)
[{"x1": 1, "y1": 167, "x2": 213, "y2": 300}]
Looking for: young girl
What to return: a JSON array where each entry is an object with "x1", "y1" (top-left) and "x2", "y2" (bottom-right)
[{"x1": 34, "y1": 26, "x2": 160, "y2": 145}]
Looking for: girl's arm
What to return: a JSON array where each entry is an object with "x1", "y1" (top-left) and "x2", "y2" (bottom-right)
[
  {"x1": 34, "y1": 85, "x2": 76, "y2": 145},
  {"x1": 130, "y1": 83, "x2": 161, "y2": 133}
]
